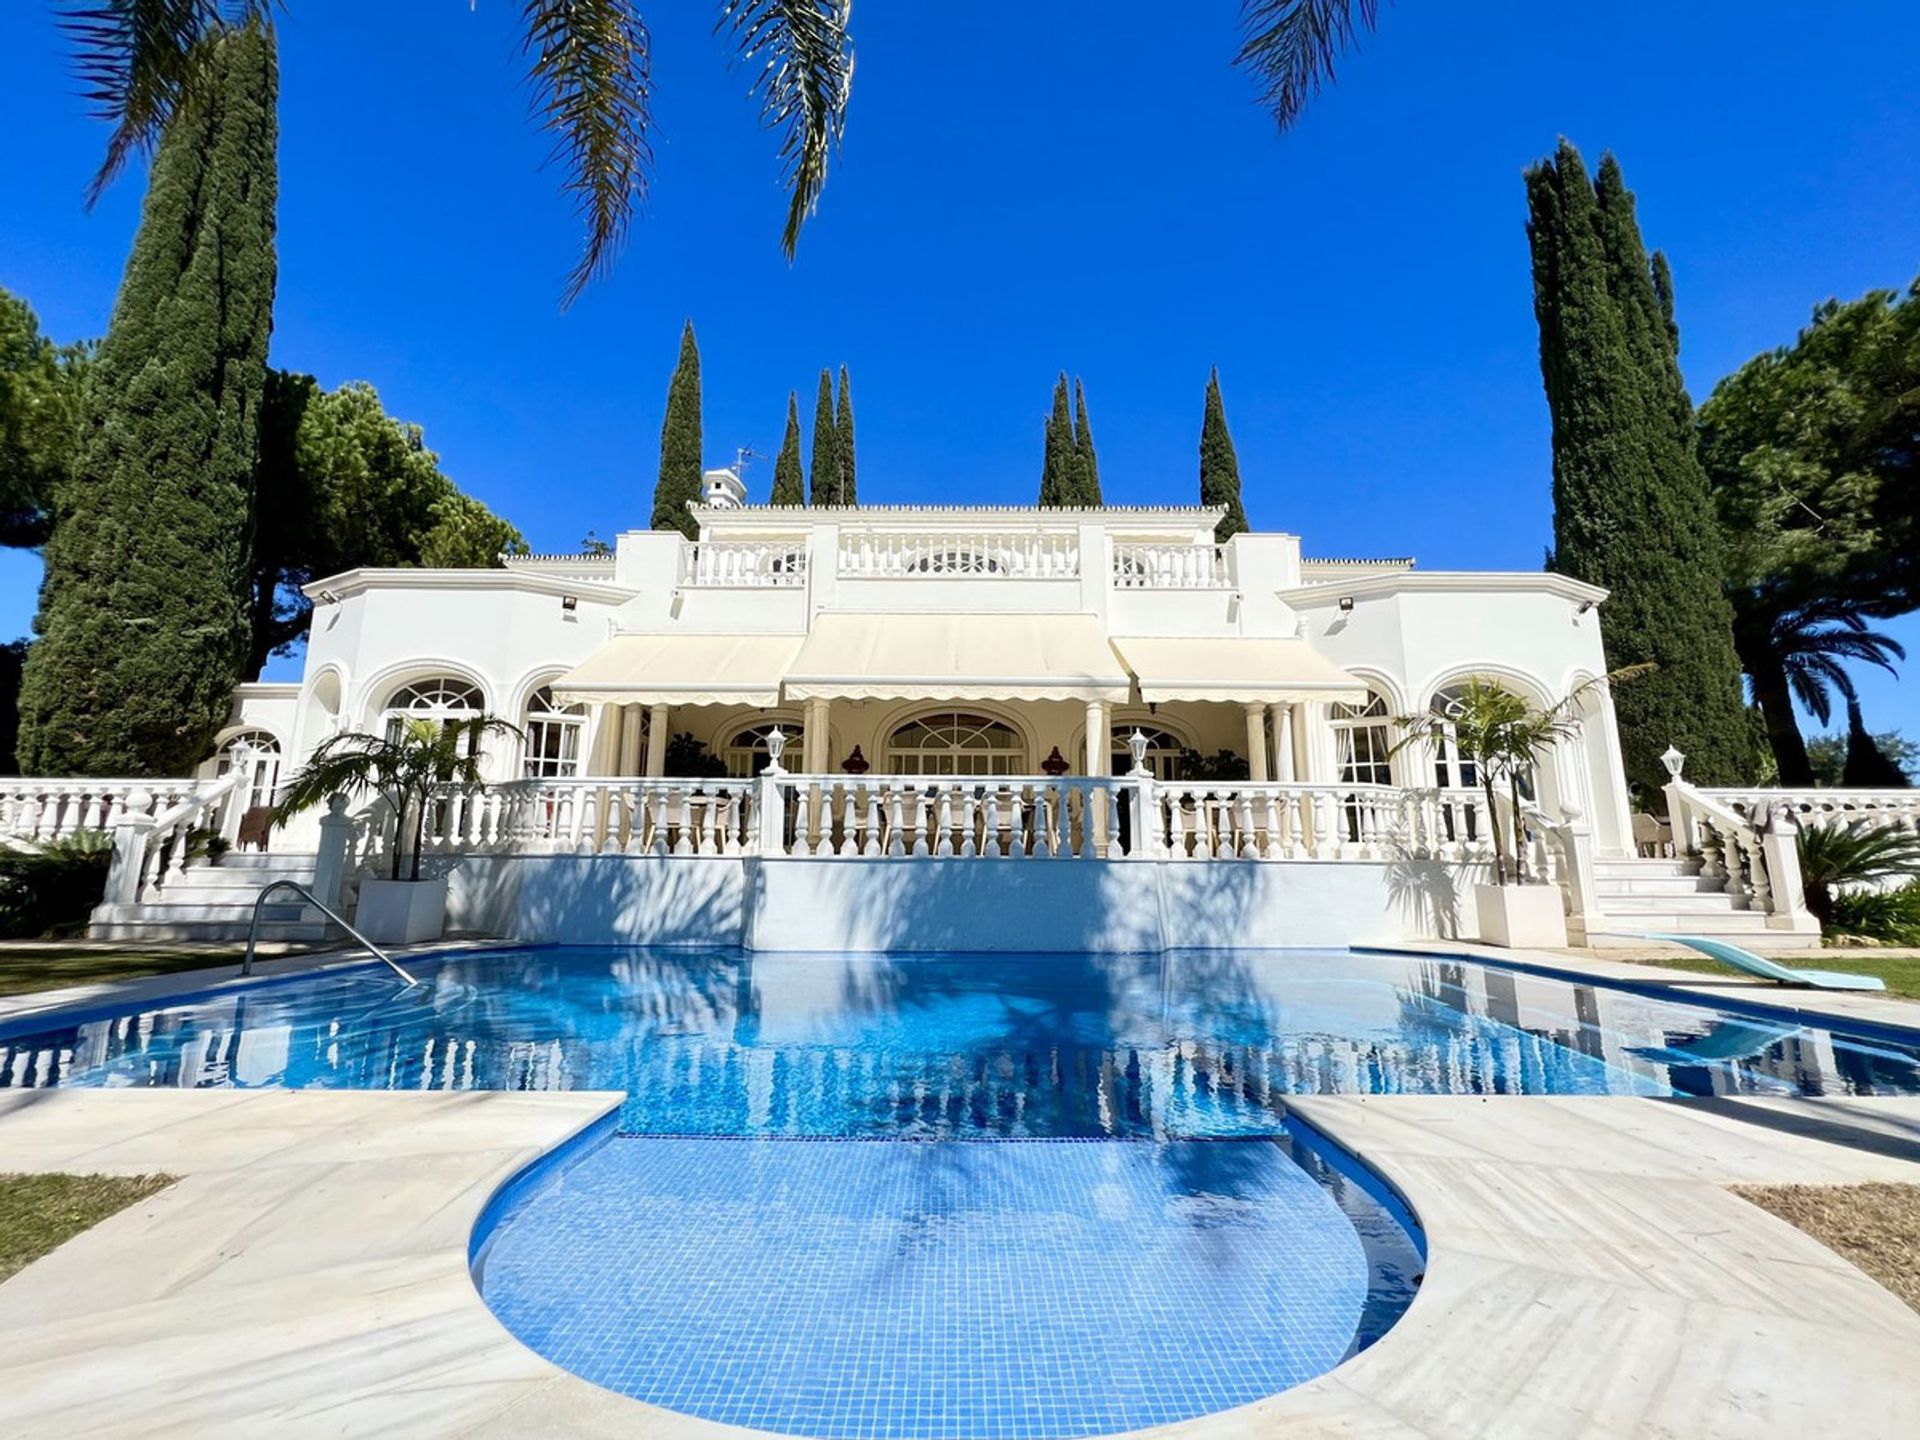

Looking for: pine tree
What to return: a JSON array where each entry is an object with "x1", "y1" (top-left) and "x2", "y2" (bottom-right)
[
  {"x1": 18, "y1": 24, "x2": 277, "y2": 776},
  {"x1": 1525, "y1": 141, "x2": 1756, "y2": 792},
  {"x1": 1071, "y1": 378, "x2": 1101, "y2": 505},
  {"x1": 1199, "y1": 368, "x2": 1250, "y2": 542},
  {"x1": 770, "y1": 392, "x2": 806, "y2": 505},
  {"x1": 835, "y1": 365, "x2": 856, "y2": 504},
  {"x1": 1038, "y1": 374, "x2": 1076, "y2": 506},
  {"x1": 809, "y1": 369, "x2": 843, "y2": 505},
  {"x1": 650, "y1": 320, "x2": 702, "y2": 538}
]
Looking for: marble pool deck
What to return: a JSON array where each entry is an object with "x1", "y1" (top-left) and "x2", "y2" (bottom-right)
[{"x1": 1, "y1": 953, "x2": 1918, "y2": 1437}]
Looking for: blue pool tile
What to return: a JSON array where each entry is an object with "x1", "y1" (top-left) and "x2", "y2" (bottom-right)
[{"x1": 478, "y1": 1136, "x2": 1390, "y2": 1439}]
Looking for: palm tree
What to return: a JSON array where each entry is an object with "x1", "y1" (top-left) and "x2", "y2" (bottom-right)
[
  {"x1": 1735, "y1": 597, "x2": 1905, "y2": 787},
  {"x1": 1391, "y1": 669, "x2": 1649, "y2": 884},
  {"x1": 59, "y1": 4, "x2": 1377, "y2": 301},
  {"x1": 58, "y1": 0, "x2": 855, "y2": 302},
  {"x1": 273, "y1": 715, "x2": 519, "y2": 881}
]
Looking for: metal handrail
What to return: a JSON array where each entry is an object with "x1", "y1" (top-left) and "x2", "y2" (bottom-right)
[{"x1": 241, "y1": 879, "x2": 419, "y2": 987}]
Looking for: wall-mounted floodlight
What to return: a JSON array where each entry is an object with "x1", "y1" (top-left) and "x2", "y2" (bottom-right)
[
  {"x1": 1337, "y1": 596, "x2": 1355, "y2": 612},
  {"x1": 561, "y1": 595, "x2": 579, "y2": 612}
]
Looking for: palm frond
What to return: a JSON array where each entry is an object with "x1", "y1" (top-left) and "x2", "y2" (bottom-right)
[
  {"x1": 1784, "y1": 654, "x2": 1853, "y2": 724},
  {"x1": 717, "y1": 0, "x2": 854, "y2": 260},
  {"x1": 61, "y1": 1, "x2": 274, "y2": 203},
  {"x1": 1799, "y1": 820, "x2": 1920, "y2": 891},
  {"x1": 1234, "y1": 0, "x2": 1382, "y2": 132},
  {"x1": 521, "y1": 0, "x2": 654, "y2": 306}
]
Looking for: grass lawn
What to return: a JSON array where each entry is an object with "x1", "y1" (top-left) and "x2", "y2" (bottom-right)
[
  {"x1": 0, "y1": 944, "x2": 259, "y2": 998},
  {"x1": 0, "y1": 1173, "x2": 175, "y2": 1285},
  {"x1": 1615, "y1": 949, "x2": 1920, "y2": 1001},
  {"x1": 1734, "y1": 1183, "x2": 1920, "y2": 1315}
]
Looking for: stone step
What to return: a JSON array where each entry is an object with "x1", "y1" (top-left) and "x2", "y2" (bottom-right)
[
  {"x1": 1600, "y1": 893, "x2": 1750, "y2": 915},
  {"x1": 86, "y1": 918, "x2": 334, "y2": 943},
  {"x1": 1587, "y1": 923, "x2": 1823, "y2": 954},
  {"x1": 1591, "y1": 857, "x2": 1700, "y2": 880},
  {"x1": 207, "y1": 852, "x2": 319, "y2": 871},
  {"x1": 154, "y1": 870, "x2": 317, "y2": 897},
  {"x1": 1594, "y1": 874, "x2": 1727, "y2": 898}
]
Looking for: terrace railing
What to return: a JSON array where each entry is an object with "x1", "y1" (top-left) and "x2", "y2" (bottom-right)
[
  {"x1": 1111, "y1": 543, "x2": 1229, "y2": 590},
  {"x1": 837, "y1": 531, "x2": 1081, "y2": 579},
  {"x1": 1696, "y1": 785, "x2": 1920, "y2": 837},
  {"x1": 678, "y1": 541, "x2": 808, "y2": 589},
  {"x1": 1663, "y1": 772, "x2": 1815, "y2": 931},
  {"x1": 98, "y1": 770, "x2": 250, "y2": 905},
  {"x1": 0, "y1": 778, "x2": 203, "y2": 845}
]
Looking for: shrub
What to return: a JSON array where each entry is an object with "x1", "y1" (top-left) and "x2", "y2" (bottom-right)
[
  {"x1": 1796, "y1": 820, "x2": 1920, "y2": 925},
  {"x1": 1827, "y1": 882, "x2": 1920, "y2": 946},
  {"x1": 0, "y1": 831, "x2": 113, "y2": 938}
]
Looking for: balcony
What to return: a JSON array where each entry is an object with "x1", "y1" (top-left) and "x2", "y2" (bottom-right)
[
  {"x1": 1112, "y1": 543, "x2": 1229, "y2": 590},
  {"x1": 678, "y1": 542, "x2": 809, "y2": 589},
  {"x1": 837, "y1": 531, "x2": 1081, "y2": 579}
]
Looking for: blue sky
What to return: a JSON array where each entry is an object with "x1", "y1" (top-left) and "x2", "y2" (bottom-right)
[{"x1": 1, "y1": 0, "x2": 1915, "y2": 738}]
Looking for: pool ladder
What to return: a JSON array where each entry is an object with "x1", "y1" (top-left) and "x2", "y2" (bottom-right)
[{"x1": 241, "y1": 880, "x2": 420, "y2": 987}]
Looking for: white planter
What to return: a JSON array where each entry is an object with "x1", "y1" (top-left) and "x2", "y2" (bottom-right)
[
  {"x1": 1474, "y1": 882, "x2": 1568, "y2": 949},
  {"x1": 353, "y1": 877, "x2": 448, "y2": 945}
]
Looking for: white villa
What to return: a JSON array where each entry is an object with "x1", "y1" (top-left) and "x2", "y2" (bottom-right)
[{"x1": 12, "y1": 469, "x2": 1853, "y2": 951}]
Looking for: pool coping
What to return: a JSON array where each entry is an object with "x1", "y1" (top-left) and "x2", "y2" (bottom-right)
[{"x1": 3, "y1": 1088, "x2": 1917, "y2": 1436}]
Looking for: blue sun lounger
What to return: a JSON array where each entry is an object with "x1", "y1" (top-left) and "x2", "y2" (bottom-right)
[{"x1": 1635, "y1": 932, "x2": 1887, "y2": 992}]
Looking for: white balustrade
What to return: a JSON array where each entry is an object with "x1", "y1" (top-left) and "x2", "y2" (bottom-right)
[
  {"x1": 678, "y1": 541, "x2": 808, "y2": 589},
  {"x1": 837, "y1": 531, "x2": 1081, "y2": 579},
  {"x1": 0, "y1": 778, "x2": 200, "y2": 845},
  {"x1": 758, "y1": 775, "x2": 1127, "y2": 859},
  {"x1": 96, "y1": 770, "x2": 250, "y2": 904},
  {"x1": 405, "y1": 779, "x2": 762, "y2": 859},
  {"x1": 1112, "y1": 543, "x2": 1229, "y2": 590},
  {"x1": 1698, "y1": 786, "x2": 1920, "y2": 837}
]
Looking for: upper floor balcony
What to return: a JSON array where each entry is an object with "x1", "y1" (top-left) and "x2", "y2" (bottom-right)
[{"x1": 672, "y1": 531, "x2": 1235, "y2": 591}]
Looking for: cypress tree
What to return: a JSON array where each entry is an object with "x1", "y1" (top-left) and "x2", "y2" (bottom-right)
[
  {"x1": 1525, "y1": 141, "x2": 1755, "y2": 792},
  {"x1": 650, "y1": 321, "x2": 702, "y2": 538},
  {"x1": 769, "y1": 392, "x2": 806, "y2": 505},
  {"x1": 809, "y1": 369, "x2": 843, "y2": 505},
  {"x1": 835, "y1": 365, "x2": 856, "y2": 504},
  {"x1": 1842, "y1": 699, "x2": 1911, "y2": 788},
  {"x1": 1199, "y1": 368, "x2": 1250, "y2": 542},
  {"x1": 18, "y1": 24, "x2": 277, "y2": 777},
  {"x1": 1038, "y1": 373, "x2": 1076, "y2": 505},
  {"x1": 1072, "y1": 378, "x2": 1102, "y2": 505}
]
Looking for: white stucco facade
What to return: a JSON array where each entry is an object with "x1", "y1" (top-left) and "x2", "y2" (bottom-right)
[{"x1": 218, "y1": 488, "x2": 1631, "y2": 855}]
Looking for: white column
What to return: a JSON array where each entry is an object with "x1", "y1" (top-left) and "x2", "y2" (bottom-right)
[
  {"x1": 1083, "y1": 700, "x2": 1109, "y2": 776},
  {"x1": 645, "y1": 704, "x2": 669, "y2": 777},
  {"x1": 618, "y1": 703, "x2": 644, "y2": 776},
  {"x1": 805, "y1": 698, "x2": 831, "y2": 773},
  {"x1": 1244, "y1": 703, "x2": 1269, "y2": 782},
  {"x1": 1294, "y1": 701, "x2": 1322, "y2": 782},
  {"x1": 1271, "y1": 704, "x2": 1296, "y2": 783}
]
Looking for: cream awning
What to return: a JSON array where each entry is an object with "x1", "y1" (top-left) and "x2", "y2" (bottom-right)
[
  {"x1": 550, "y1": 633, "x2": 805, "y2": 708},
  {"x1": 1111, "y1": 636, "x2": 1371, "y2": 706},
  {"x1": 784, "y1": 613, "x2": 1131, "y2": 703}
]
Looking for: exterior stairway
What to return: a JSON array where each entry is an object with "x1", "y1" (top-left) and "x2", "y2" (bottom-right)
[
  {"x1": 89, "y1": 851, "x2": 334, "y2": 943},
  {"x1": 1587, "y1": 856, "x2": 1821, "y2": 954}
]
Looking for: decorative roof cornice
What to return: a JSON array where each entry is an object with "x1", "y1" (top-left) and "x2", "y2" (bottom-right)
[
  {"x1": 1300, "y1": 555, "x2": 1417, "y2": 569},
  {"x1": 1279, "y1": 571, "x2": 1610, "y2": 605},
  {"x1": 301, "y1": 568, "x2": 636, "y2": 604},
  {"x1": 505, "y1": 552, "x2": 617, "y2": 568},
  {"x1": 233, "y1": 682, "x2": 300, "y2": 695},
  {"x1": 690, "y1": 503, "x2": 1227, "y2": 519}
]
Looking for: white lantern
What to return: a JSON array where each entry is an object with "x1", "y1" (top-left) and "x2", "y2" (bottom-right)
[
  {"x1": 1127, "y1": 729, "x2": 1151, "y2": 777},
  {"x1": 764, "y1": 726, "x2": 789, "y2": 775}
]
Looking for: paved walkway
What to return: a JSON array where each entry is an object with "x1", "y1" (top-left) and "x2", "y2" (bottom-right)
[{"x1": 3, "y1": 1086, "x2": 1918, "y2": 1437}]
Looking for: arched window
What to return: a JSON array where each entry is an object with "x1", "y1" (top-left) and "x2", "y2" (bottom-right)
[
  {"x1": 724, "y1": 720, "x2": 804, "y2": 778},
  {"x1": 522, "y1": 687, "x2": 586, "y2": 779},
  {"x1": 887, "y1": 712, "x2": 1025, "y2": 776},
  {"x1": 382, "y1": 676, "x2": 483, "y2": 740},
  {"x1": 1331, "y1": 693, "x2": 1394, "y2": 786},
  {"x1": 1108, "y1": 724, "x2": 1188, "y2": 779},
  {"x1": 216, "y1": 730, "x2": 282, "y2": 809}
]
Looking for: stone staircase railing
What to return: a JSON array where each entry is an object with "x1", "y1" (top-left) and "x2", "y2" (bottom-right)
[{"x1": 1661, "y1": 767, "x2": 1818, "y2": 938}]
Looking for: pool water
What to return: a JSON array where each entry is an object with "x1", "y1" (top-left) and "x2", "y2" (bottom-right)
[{"x1": 5, "y1": 946, "x2": 1916, "y2": 1438}]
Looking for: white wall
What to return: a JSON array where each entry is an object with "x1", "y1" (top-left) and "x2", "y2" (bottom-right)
[{"x1": 459, "y1": 854, "x2": 1494, "y2": 951}]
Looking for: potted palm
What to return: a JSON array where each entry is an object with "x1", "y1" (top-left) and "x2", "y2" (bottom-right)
[
  {"x1": 1394, "y1": 672, "x2": 1645, "y2": 948},
  {"x1": 275, "y1": 715, "x2": 518, "y2": 943}
]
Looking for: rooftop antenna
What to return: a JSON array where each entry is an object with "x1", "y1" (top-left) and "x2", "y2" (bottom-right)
[{"x1": 734, "y1": 445, "x2": 761, "y2": 480}]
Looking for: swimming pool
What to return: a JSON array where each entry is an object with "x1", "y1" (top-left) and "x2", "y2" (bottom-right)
[{"x1": 4, "y1": 946, "x2": 1916, "y2": 1438}]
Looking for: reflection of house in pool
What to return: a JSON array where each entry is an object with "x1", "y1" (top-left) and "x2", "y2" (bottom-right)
[{"x1": 8, "y1": 951, "x2": 1915, "y2": 1122}]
